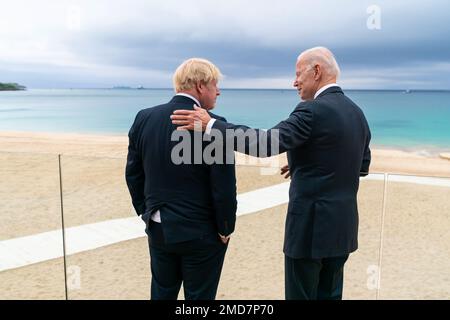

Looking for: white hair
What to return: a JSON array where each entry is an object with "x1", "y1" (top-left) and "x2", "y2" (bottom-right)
[{"x1": 297, "y1": 46, "x2": 340, "y2": 79}]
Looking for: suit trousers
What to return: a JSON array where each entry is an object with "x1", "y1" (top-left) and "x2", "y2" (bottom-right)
[
  {"x1": 147, "y1": 220, "x2": 228, "y2": 300},
  {"x1": 285, "y1": 254, "x2": 349, "y2": 300}
]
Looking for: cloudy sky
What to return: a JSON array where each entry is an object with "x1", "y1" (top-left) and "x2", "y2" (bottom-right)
[{"x1": 1, "y1": 0, "x2": 449, "y2": 89}]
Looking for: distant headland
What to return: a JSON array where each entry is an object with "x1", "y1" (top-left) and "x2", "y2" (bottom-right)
[
  {"x1": 111, "y1": 85, "x2": 145, "y2": 90},
  {"x1": 0, "y1": 83, "x2": 27, "y2": 91}
]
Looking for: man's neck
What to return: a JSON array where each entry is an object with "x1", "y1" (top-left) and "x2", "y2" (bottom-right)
[
  {"x1": 313, "y1": 80, "x2": 338, "y2": 99},
  {"x1": 176, "y1": 91, "x2": 202, "y2": 107},
  {"x1": 317, "y1": 79, "x2": 337, "y2": 91}
]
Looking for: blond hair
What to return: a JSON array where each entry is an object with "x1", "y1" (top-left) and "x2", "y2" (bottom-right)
[{"x1": 173, "y1": 58, "x2": 222, "y2": 92}]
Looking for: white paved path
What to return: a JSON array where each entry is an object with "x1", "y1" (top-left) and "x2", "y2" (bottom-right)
[{"x1": 1, "y1": 174, "x2": 449, "y2": 272}]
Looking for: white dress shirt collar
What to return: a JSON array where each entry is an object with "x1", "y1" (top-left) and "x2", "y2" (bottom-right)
[
  {"x1": 314, "y1": 83, "x2": 339, "y2": 99},
  {"x1": 175, "y1": 93, "x2": 202, "y2": 108}
]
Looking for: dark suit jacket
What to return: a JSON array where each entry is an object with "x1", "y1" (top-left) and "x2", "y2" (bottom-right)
[
  {"x1": 212, "y1": 86, "x2": 371, "y2": 259},
  {"x1": 125, "y1": 95, "x2": 237, "y2": 244}
]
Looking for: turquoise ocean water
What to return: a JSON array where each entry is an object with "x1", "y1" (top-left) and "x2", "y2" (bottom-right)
[{"x1": 0, "y1": 89, "x2": 449, "y2": 151}]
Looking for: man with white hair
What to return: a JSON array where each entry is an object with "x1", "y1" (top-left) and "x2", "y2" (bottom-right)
[{"x1": 171, "y1": 47, "x2": 372, "y2": 300}]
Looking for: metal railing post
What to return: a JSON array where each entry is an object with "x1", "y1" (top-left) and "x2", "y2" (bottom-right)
[{"x1": 58, "y1": 154, "x2": 69, "y2": 300}]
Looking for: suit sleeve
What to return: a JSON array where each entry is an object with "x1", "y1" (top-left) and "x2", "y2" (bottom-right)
[
  {"x1": 208, "y1": 117, "x2": 237, "y2": 236},
  {"x1": 212, "y1": 102, "x2": 313, "y2": 157},
  {"x1": 360, "y1": 118, "x2": 372, "y2": 177},
  {"x1": 125, "y1": 112, "x2": 146, "y2": 216}
]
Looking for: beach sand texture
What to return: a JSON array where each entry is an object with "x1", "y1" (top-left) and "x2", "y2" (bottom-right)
[{"x1": 0, "y1": 132, "x2": 449, "y2": 299}]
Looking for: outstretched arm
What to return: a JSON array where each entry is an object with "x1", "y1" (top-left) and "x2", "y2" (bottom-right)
[{"x1": 171, "y1": 103, "x2": 313, "y2": 157}]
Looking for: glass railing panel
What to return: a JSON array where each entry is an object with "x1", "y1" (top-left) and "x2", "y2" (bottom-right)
[
  {"x1": 61, "y1": 155, "x2": 148, "y2": 299},
  {"x1": 343, "y1": 173, "x2": 385, "y2": 300},
  {"x1": 379, "y1": 174, "x2": 450, "y2": 299},
  {"x1": 0, "y1": 152, "x2": 65, "y2": 299}
]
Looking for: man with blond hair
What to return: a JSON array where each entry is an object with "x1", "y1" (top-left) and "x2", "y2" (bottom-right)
[
  {"x1": 171, "y1": 47, "x2": 372, "y2": 300},
  {"x1": 126, "y1": 58, "x2": 237, "y2": 300}
]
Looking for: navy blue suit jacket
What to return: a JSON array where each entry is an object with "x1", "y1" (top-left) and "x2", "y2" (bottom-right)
[
  {"x1": 212, "y1": 86, "x2": 371, "y2": 258},
  {"x1": 126, "y1": 95, "x2": 237, "y2": 243}
]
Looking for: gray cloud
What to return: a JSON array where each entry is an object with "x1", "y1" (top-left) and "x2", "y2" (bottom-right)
[{"x1": 1, "y1": 0, "x2": 449, "y2": 89}]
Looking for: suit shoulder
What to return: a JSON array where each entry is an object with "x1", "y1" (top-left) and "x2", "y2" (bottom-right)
[
  {"x1": 135, "y1": 103, "x2": 167, "y2": 118},
  {"x1": 291, "y1": 100, "x2": 315, "y2": 116},
  {"x1": 208, "y1": 111, "x2": 227, "y2": 122},
  {"x1": 130, "y1": 104, "x2": 167, "y2": 134}
]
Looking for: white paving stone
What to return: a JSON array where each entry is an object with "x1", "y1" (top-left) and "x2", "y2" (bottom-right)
[{"x1": 1, "y1": 174, "x2": 448, "y2": 272}]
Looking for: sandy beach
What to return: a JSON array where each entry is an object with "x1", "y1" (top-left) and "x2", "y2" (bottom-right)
[
  {"x1": 0, "y1": 131, "x2": 449, "y2": 300},
  {"x1": 0, "y1": 130, "x2": 449, "y2": 176}
]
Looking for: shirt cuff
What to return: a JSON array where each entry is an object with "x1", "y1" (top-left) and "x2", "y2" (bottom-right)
[{"x1": 205, "y1": 118, "x2": 217, "y2": 135}]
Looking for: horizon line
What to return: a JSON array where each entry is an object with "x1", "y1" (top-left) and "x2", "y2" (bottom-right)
[{"x1": 21, "y1": 87, "x2": 450, "y2": 92}]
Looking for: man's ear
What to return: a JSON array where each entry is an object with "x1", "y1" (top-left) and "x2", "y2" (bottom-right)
[
  {"x1": 195, "y1": 81, "x2": 204, "y2": 94},
  {"x1": 314, "y1": 65, "x2": 321, "y2": 81}
]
